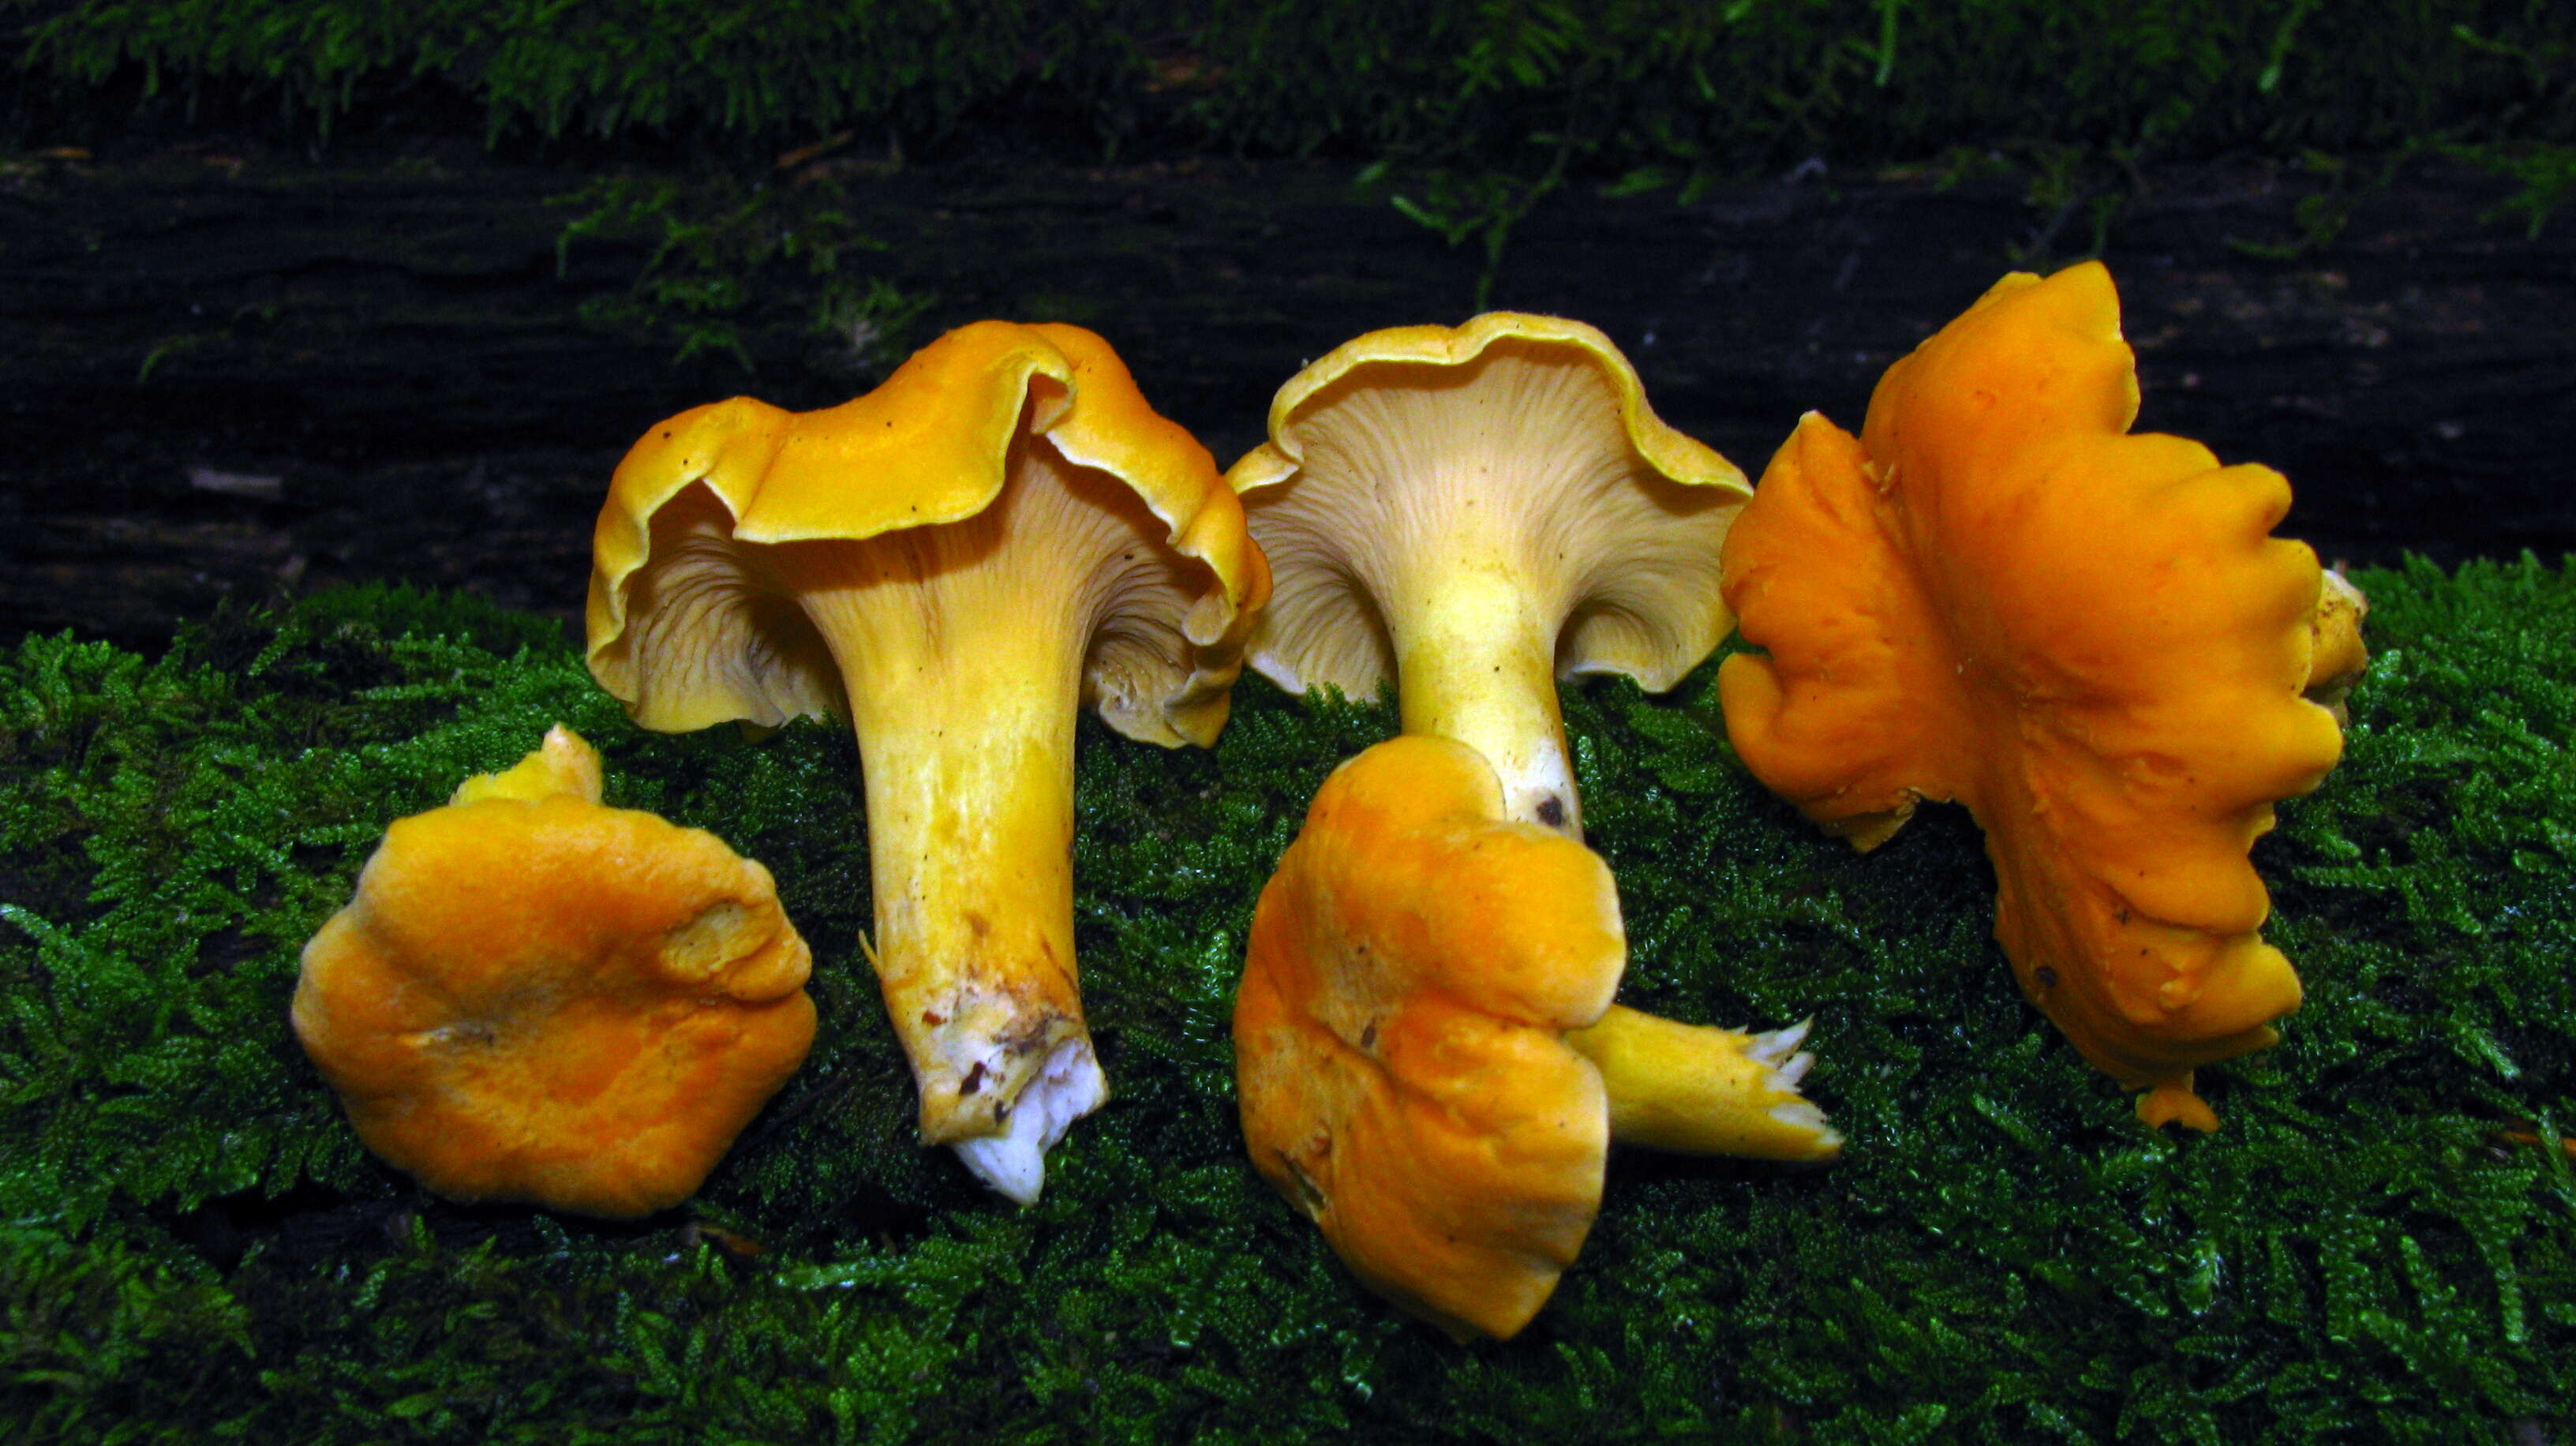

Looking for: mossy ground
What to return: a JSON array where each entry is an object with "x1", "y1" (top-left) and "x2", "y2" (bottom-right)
[{"x1": 4, "y1": 558, "x2": 2573, "y2": 1442}]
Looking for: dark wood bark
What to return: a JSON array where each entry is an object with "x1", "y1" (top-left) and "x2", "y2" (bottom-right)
[{"x1": 5, "y1": 140, "x2": 2571, "y2": 651}]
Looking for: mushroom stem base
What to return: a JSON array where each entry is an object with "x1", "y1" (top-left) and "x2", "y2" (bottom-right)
[
  {"x1": 951, "y1": 1037, "x2": 1109, "y2": 1204},
  {"x1": 1564, "y1": 1005, "x2": 1842, "y2": 1162}
]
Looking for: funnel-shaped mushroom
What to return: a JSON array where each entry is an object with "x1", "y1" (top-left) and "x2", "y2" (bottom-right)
[
  {"x1": 1227, "y1": 313, "x2": 1747, "y2": 836},
  {"x1": 588, "y1": 321, "x2": 1266, "y2": 1203},
  {"x1": 292, "y1": 725, "x2": 816, "y2": 1219},
  {"x1": 1234, "y1": 735, "x2": 1840, "y2": 1341},
  {"x1": 1718, "y1": 262, "x2": 2358, "y2": 1132}
]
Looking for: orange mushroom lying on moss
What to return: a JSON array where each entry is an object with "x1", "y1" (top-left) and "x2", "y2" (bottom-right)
[
  {"x1": 292, "y1": 725, "x2": 817, "y2": 1219},
  {"x1": 587, "y1": 320, "x2": 1267, "y2": 1203},
  {"x1": 1718, "y1": 260, "x2": 2361, "y2": 1132},
  {"x1": 1234, "y1": 735, "x2": 1840, "y2": 1341}
]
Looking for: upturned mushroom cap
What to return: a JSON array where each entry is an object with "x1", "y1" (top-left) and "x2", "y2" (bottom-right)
[
  {"x1": 584, "y1": 319, "x2": 1267, "y2": 1202},
  {"x1": 587, "y1": 320, "x2": 1073, "y2": 734},
  {"x1": 1718, "y1": 261, "x2": 2353, "y2": 1131},
  {"x1": 1234, "y1": 734, "x2": 1620, "y2": 1341},
  {"x1": 1227, "y1": 312, "x2": 1747, "y2": 835},
  {"x1": 292, "y1": 726, "x2": 816, "y2": 1219},
  {"x1": 588, "y1": 319, "x2": 1266, "y2": 747}
]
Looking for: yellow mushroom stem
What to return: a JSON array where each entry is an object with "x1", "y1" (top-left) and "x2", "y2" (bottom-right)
[
  {"x1": 1391, "y1": 563, "x2": 1582, "y2": 836},
  {"x1": 816, "y1": 595, "x2": 1106, "y2": 1206},
  {"x1": 1563, "y1": 1005, "x2": 1843, "y2": 1162},
  {"x1": 761, "y1": 450, "x2": 1147, "y2": 1207}
]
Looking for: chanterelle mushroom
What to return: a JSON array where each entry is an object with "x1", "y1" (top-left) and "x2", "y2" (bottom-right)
[
  {"x1": 293, "y1": 725, "x2": 816, "y2": 1219},
  {"x1": 587, "y1": 320, "x2": 1267, "y2": 1202},
  {"x1": 1718, "y1": 261, "x2": 2359, "y2": 1133},
  {"x1": 1234, "y1": 735, "x2": 1840, "y2": 1341},
  {"x1": 1227, "y1": 312, "x2": 1748, "y2": 836}
]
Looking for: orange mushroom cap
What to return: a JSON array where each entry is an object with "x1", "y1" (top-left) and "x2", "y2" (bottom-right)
[
  {"x1": 1717, "y1": 261, "x2": 2356, "y2": 1131},
  {"x1": 1236, "y1": 734, "x2": 1619, "y2": 1340},
  {"x1": 1235, "y1": 734, "x2": 1839, "y2": 1341},
  {"x1": 585, "y1": 320, "x2": 1267, "y2": 1203},
  {"x1": 292, "y1": 726, "x2": 815, "y2": 1219}
]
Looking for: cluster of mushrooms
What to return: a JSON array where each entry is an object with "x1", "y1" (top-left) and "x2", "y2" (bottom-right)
[{"x1": 292, "y1": 262, "x2": 2368, "y2": 1341}]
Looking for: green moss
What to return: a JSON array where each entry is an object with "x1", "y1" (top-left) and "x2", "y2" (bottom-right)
[{"x1": 4, "y1": 560, "x2": 2573, "y2": 1440}]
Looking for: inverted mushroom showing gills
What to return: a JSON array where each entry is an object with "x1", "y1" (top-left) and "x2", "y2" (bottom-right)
[
  {"x1": 1718, "y1": 261, "x2": 2360, "y2": 1133},
  {"x1": 1227, "y1": 312, "x2": 1749, "y2": 836},
  {"x1": 1234, "y1": 736, "x2": 1840, "y2": 1342},
  {"x1": 292, "y1": 725, "x2": 817, "y2": 1219},
  {"x1": 588, "y1": 320, "x2": 1267, "y2": 1202}
]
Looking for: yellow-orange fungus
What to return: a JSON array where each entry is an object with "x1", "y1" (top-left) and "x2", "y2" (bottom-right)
[{"x1": 1718, "y1": 262, "x2": 2357, "y2": 1130}]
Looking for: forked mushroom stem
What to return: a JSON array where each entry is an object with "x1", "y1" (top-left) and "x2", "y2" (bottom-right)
[
  {"x1": 1391, "y1": 565, "x2": 1582, "y2": 836},
  {"x1": 1563, "y1": 1005, "x2": 1844, "y2": 1162}
]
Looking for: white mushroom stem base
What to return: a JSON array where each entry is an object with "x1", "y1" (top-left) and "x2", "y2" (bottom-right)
[
  {"x1": 951, "y1": 1037, "x2": 1110, "y2": 1204},
  {"x1": 1392, "y1": 568, "x2": 1582, "y2": 835},
  {"x1": 1563, "y1": 1006, "x2": 1843, "y2": 1161}
]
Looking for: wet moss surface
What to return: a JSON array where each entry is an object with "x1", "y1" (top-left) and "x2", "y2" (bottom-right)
[{"x1": 3, "y1": 561, "x2": 2573, "y2": 1442}]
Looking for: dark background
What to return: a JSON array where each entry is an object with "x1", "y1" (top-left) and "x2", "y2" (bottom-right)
[{"x1": 6, "y1": 7, "x2": 2574, "y2": 654}]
